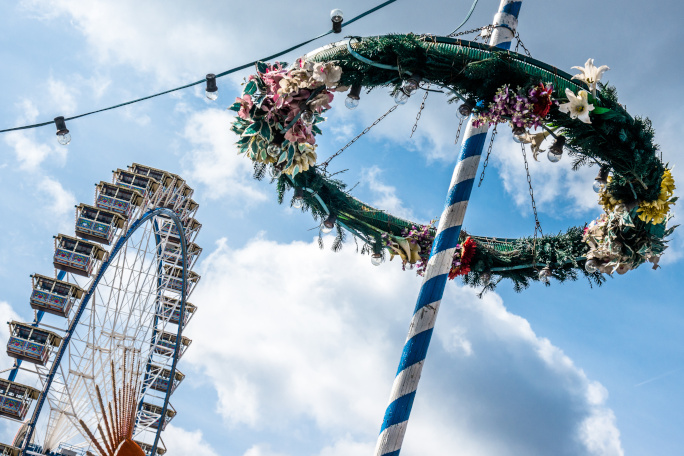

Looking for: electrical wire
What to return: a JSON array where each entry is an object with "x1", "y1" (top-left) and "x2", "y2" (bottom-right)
[
  {"x1": 0, "y1": 0, "x2": 399, "y2": 134},
  {"x1": 447, "y1": 0, "x2": 479, "y2": 36}
]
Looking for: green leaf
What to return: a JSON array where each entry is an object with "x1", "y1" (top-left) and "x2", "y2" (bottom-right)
[
  {"x1": 312, "y1": 125, "x2": 322, "y2": 135},
  {"x1": 592, "y1": 107, "x2": 612, "y2": 115},
  {"x1": 286, "y1": 144, "x2": 296, "y2": 169},
  {"x1": 293, "y1": 165, "x2": 300, "y2": 177},
  {"x1": 260, "y1": 121, "x2": 272, "y2": 141},
  {"x1": 243, "y1": 121, "x2": 263, "y2": 137},
  {"x1": 277, "y1": 150, "x2": 288, "y2": 165},
  {"x1": 229, "y1": 101, "x2": 242, "y2": 112},
  {"x1": 250, "y1": 138, "x2": 259, "y2": 154},
  {"x1": 260, "y1": 148, "x2": 268, "y2": 161},
  {"x1": 244, "y1": 80, "x2": 257, "y2": 96},
  {"x1": 256, "y1": 61, "x2": 269, "y2": 74}
]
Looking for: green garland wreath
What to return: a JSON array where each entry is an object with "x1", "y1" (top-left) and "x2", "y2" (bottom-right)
[{"x1": 228, "y1": 34, "x2": 677, "y2": 292}]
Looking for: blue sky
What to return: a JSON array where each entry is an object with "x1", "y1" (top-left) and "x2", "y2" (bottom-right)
[{"x1": 0, "y1": 1, "x2": 683, "y2": 455}]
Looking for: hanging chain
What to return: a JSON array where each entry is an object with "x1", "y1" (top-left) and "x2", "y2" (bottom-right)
[
  {"x1": 447, "y1": 25, "x2": 492, "y2": 39},
  {"x1": 320, "y1": 104, "x2": 398, "y2": 171},
  {"x1": 410, "y1": 87, "x2": 430, "y2": 138},
  {"x1": 513, "y1": 32, "x2": 532, "y2": 57},
  {"x1": 520, "y1": 142, "x2": 543, "y2": 265},
  {"x1": 453, "y1": 116, "x2": 465, "y2": 145},
  {"x1": 478, "y1": 125, "x2": 497, "y2": 187}
]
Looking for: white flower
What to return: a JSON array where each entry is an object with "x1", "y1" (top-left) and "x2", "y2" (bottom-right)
[
  {"x1": 311, "y1": 62, "x2": 342, "y2": 87},
  {"x1": 558, "y1": 89, "x2": 594, "y2": 124},
  {"x1": 515, "y1": 129, "x2": 553, "y2": 161},
  {"x1": 571, "y1": 58, "x2": 609, "y2": 96},
  {"x1": 284, "y1": 144, "x2": 317, "y2": 176}
]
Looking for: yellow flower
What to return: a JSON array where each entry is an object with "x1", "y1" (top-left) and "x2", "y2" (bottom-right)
[
  {"x1": 637, "y1": 169, "x2": 676, "y2": 225},
  {"x1": 598, "y1": 177, "x2": 621, "y2": 213}
]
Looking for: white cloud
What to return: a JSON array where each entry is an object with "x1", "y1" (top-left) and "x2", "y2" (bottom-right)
[
  {"x1": 162, "y1": 424, "x2": 220, "y2": 456},
  {"x1": 47, "y1": 77, "x2": 79, "y2": 116},
  {"x1": 180, "y1": 108, "x2": 267, "y2": 203},
  {"x1": 492, "y1": 134, "x2": 600, "y2": 217},
  {"x1": 4, "y1": 99, "x2": 68, "y2": 171},
  {"x1": 38, "y1": 176, "x2": 76, "y2": 216},
  {"x1": 242, "y1": 444, "x2": 288, "y2": 456},
  {"x1": 362, "y1": 165, "x2": 417, "y2": 221},
  {"x1": 185, "y1": 234, "x2": 622, "y2": 456}
]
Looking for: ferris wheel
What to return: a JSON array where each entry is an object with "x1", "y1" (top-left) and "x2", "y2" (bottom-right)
[{"x1": 0, "y1": 164, "x2": 202, "y2": 456}]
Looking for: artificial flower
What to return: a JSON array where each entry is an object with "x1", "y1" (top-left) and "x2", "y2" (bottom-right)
[
  {"x1": 277, "y1": 77, "x2": 300, "y2": 96},
  {"x1": 448, "y1": 237, "x2": 477, "y2": 279},
  {"x1": 571, "y1": 58, "x2": 610, "y2": 96},
  {"x1": 235, "y1": 94, "x2": 253, "y2": 120},
  {"x1": 558, "y1": 89, "x2": 594, "y2": 124},
  {"x1": 636, "y1": 168, "x2": 676, "y2": 225},
  {"x1": 311, "y1": 62, "x2": 342, "y2": 87},
  {"x1": 283, "y1": 143, "x2": 317, "y2": 176},
  {"x1": 387, "y1": 237, "x2": 422, "y2": 265},
  {"x1": 308, "y1": 92, "x2": 334, "y2": 112},
  {"x1": 516, "y1": 129, "x2": 553, "y2": 161},
  {"x1": 528, "y1": 83, "x2": 554, "y2": 117}
]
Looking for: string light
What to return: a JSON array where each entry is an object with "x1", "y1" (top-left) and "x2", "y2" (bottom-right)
[
  {"x1": 293, "y1": 187, "x2": 304, "y2": 209},
  {"x1": 394, "y1": 74, "x2": 422, "y2": 105},
  {"x1": 547, "y1": 135, "x2": 565, "y2": 163},
  {"x1": 205, "y1": 74, "x2": 218, "y2": 101},
  {"x1": 320, "y1": 214, "x2": 337, "y2": 233},
  {"x1": 330, "y1": 9, "x2": 344, "y2": 33},
  {"x1": 54, "y1": 117, "x2": 71, "y2": 146},
  {"x1": 593, "y1": 165, "x2": 610, "y2": 193},
  {"x1": 345, "y1": 84, "x2": 362, "y2": 110}
]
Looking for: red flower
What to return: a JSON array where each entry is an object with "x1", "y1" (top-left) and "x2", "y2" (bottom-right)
[
  {"x1": 448, "y1": 237, "x2": 477, "y2": 280},
  {"x1": 529, "y1": 83, "x2": 553, "y2": 118}
]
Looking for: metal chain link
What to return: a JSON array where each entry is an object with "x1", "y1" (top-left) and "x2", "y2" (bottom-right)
[
  {"x1": 520, "y1": 141, "x2": 543, "y2": 238},
  {"x1": 453, "y1": 116, "x2": 465, "y2": 145},
  {"x1": 478, "y1": 125, "x2": 497, "y2": 187},
  {"x1": 447, "y1": 25, "x2": 492, "y2": 39},
  {"x1": 514, "y1": 32, "x2": 532, "y2": 57},
  {"x1": 320, "y1": 104, "x2": 398, "y2": 171},
  {"x1": 410, "y1": 87, "x2": 430, "y2": 138}
]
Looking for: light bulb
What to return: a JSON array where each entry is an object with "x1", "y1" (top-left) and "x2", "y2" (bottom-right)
[
  {"x1": 321, "y1": 214, "x2": 337, "y2": 234},
  {"x1": 585, "y1": 259, "x2": 598, "y2": 273},
  {"x1": 538, "y1": 266, "x2": 552, "y2": 283},
  {"x1": 401, "y1": 78, "x2": 419, "y2": 96},
  {"x1": 512, "y1": 134, "x2": 525, "y2": 143},
  {"x1": 592, "y1": 180, "x2": 605, "y2": 193},
  {"x1": 394, "y1": 90, "x2": 409, "y2": 105},
  {"x1": 293, "y1": 187, "x2": 304, "y2": 209},
  {"x1": 371, "y1": 253, "x2": 383, "y2": 266},
  {"x1": 205, "y1": 73, "x2": 218, "y2": 101},
  {"x1": 57, "y1": 132, "x2": 71, "y2": 146},
  {"x1": 330, "y1": 9, "x2": 344, "y2": 33},
  {"x1": 457, "y1": 100, "x2": 474, "y2": 118},
  {"x1": 345, "y1": 95, "x2": 360, "y2": 110},
  {"x1": 269, "y1": 166, "x2": 282, "y2": 179},
  {"x1": 301, "y1": 110, "x2": 314, "y2": 125},
  {"x1": 547, "y1": 150, "x2": 562, "y2": 163}
]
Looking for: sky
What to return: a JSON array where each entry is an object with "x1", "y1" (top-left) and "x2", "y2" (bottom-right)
[{"x1": 0, "y1": 0, "x2": 683, "y2": 455}]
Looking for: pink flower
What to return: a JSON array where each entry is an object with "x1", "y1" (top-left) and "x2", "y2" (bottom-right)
[{"x1": 236, "y1": 94, "x2": 253, "y2": 120}]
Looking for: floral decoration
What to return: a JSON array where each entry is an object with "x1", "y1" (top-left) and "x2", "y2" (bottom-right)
[
  {"x1": 472, "y1": 83, "x2": 553, "y2": 129},
  {"x1": 571, "y1": 58, "x2": 610, "y2": 96},
  {"x1": 448, "y1": 237, "x2": 477, "y2": 279},
  {"x1": 558, "y1": 88, "x2": 594, "y2": 124},
  {"x1": 229, "y1": 59, "x2": 345, "y2": 177}
]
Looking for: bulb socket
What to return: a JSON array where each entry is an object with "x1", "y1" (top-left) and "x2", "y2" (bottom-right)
[
  {"x1": 294, "y1": 187, "x2": 304, "y2": 199},
  {"x1": 323, "y1": 214, "x2": 337, "y2": 230},
  {"x1": 205, "y1": 74, "x2": 218, "y2": 93},
  {"x1": 330, "y1": 9, "x2": 344, "y2": 33},
  {"x1": 549, "y1": 135, "x2": 566, "y2": 155},
  {"x1": 54, "y1": 116, "x2": 69, "y2": 136},
  {"x1": 348, "y1": 83, "x2": 362, "y2": 100},
  {"x1": 596, "y1": 165, "x2": 610, "y2": 184}
]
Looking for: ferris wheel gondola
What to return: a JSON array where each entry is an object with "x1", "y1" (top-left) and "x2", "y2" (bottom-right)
[{"x1": 0, "y1": 164, "x2": 202, "y2": 456}]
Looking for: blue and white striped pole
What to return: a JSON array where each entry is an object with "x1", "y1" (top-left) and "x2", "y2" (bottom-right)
[{"x1": 373, "y1": 2, "x2": 523, "y2": 455}]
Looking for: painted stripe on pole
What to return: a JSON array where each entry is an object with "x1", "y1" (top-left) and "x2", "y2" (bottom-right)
[
  {"x1": 396, "y1": 329, "x2": 434, "y2": 374},
  {"x1": 502, "y1": 1, "x2": 522, "y2": 17},
  {"x1": 389, "y1": 362, "x2": 424, "y2": 402},
  {"x1": 414, "y1": 275, "x2": 448, "y2": 312}
]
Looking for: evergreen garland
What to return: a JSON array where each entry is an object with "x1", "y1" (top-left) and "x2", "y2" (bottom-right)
[{"x1": 229, "y1": 34, "x2": 676, "y2": 292}]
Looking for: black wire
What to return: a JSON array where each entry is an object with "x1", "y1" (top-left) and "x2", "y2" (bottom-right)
[{"x1": 0, "y1": 0, "x2": 399, "y2": 134}]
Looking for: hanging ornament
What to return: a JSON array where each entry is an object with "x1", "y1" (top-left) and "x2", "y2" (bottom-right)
[
  {"x1": 371, "y1": 253, "x2": 383, "y2": 266},
  {"x1": 538, "y1": 266, "x2": 552, "y2": 283},
  {"x1": 320, "y1": 214, "x2": 337, "y2": 233},
  {"x1": 593, "y1": 165, "x2": 610, "y2": 193},
  {"x1": 345, "y1": 83, "x2": 362, "y2": 110}
]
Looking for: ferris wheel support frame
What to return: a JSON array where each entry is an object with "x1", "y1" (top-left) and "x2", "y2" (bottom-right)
[
  {"x1": 19, "y1": 207, "x2": 189, "y2": 456},
  {"x1": 373, "y1": 1, "x2": 524, "y2": 455}
]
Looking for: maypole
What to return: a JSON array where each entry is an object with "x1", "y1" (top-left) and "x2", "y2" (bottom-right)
[{"x1": 373, "y1": 2, "x2": 523, "y2": 455}]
